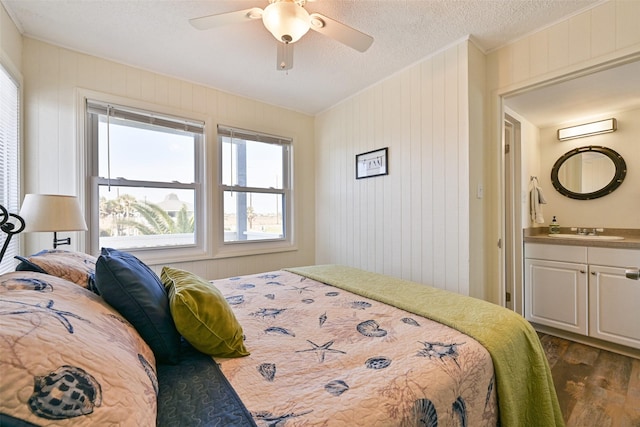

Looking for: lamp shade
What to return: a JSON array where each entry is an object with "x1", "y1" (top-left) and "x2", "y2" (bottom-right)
[
  {"x1": 262, "y1": 0, "x2": 310, "y2": 43},
  {"x1": 19, "y1": 194, "x2": 87, "y2": 233}
]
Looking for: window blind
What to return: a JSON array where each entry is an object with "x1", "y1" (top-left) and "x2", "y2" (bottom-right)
[
  {"x1": 0, "y1": 63, "x2": 21, "y2": 273},
  {"x1": 87, "y1": 100, "x2": 205, "y2": 134},
  {"x1": 218, "y1": 125, "x2": 292, "y2": 146}
]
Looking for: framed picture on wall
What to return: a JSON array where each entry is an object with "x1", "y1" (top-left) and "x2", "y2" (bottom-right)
[{"x1": 356, "y1": 147, "x2": 388, "y2": 179}]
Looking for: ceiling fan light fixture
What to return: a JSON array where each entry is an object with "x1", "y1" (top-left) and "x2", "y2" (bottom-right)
[{"x1": 262, "y1": 0, "x2": 310, "y2": 44}]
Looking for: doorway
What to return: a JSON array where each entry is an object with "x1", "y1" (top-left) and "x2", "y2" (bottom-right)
[{"x1": 503, "y1": 113, "x2": 523, "y2": 314}]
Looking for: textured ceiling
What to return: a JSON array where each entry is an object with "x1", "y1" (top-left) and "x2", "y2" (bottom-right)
[{"x1": 3, "y1": 0, "x2": 603, "y2": 115}]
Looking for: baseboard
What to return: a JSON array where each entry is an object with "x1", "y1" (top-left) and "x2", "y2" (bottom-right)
[{"x1": 532, "y1": 323, "x2": 640, "y2": 360}]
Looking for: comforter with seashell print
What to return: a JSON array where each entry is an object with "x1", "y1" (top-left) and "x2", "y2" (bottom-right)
[{"x1": 214, "y1": 270, "x2": 497, "y2": 427}]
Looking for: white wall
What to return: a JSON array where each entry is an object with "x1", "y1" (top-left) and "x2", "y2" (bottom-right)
[
  {"x1": 538, "y1": 107, "x2": 640, "y2": 229},
  {"x1": 315, "y1": 40, "x2": 481, "y2": 297},
  {"x1": 485, "y1": 0, "x2": 640, "y2": 301},
  {"x1": 504, "y1": 107, "x2": 542, "y2": 230},
  {"x1": 19, "y1": 38, "x2": 316, "y2": 279},
  {"x1": 1, "y1": 3, "x2": 22, "y2": 74},
  {"x1": 316, "y1": 0, "x2": 640, "y2": 305}
]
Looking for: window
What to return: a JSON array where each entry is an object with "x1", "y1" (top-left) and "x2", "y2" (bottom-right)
[
  {"x1": 0, "y1": 63, "x2": 21, "y2": 274},
  {"x1": 86, "y1": 100, "x2": 204, "y2": 256},
  {"x1": 218, "y1": 126, "x2": 292, "y2": 245}
]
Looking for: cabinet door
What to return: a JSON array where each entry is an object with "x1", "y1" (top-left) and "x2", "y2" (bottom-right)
[
  {"x1": 589, "y1": 265, "x2": 640, "y2": 349},
  {"x1": 525, "y1": 259, "x2": 588, "y2": 334}
]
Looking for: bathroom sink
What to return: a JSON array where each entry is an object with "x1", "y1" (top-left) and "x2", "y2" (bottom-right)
[{"x1": 548, "y1": 234, "x2": 624, "y2": 240}]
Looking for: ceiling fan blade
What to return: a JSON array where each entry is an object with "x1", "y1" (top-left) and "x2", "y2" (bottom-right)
[
  {"x1": 308, "y1": 13, "x2": 373, "y2": 52},
  {"x1": 277, "y1": 43, "x2": 294, "y2": 71},
  {"x1": 189, "y1": 7, "x2": 263, "y2": 30}
]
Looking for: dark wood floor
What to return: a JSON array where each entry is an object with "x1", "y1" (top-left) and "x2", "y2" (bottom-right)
[{"x1": 538, "y1": 333, "x2": 640, "y2": 427}]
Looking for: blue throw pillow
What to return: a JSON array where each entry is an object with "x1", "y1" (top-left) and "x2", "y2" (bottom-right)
[{"x1": 95, "y1": 247, "x2": 180, "y2": 364}]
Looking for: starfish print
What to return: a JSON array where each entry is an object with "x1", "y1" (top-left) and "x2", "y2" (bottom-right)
[
  {"x1": 0, "y1": 299, "x2": 87, "y2": 333},
  {"x1": 288, "y1": 285, "x2": 313, "y2": 294},
  {"x1": 296, "y1": 339, "x2": 346, "y2": 363}
]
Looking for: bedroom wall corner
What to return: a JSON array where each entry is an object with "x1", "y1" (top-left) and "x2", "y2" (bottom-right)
[
  {"x1": 467, "y1": 41, "x2": 489, "y2": 302},
  {"x1": 18, "y1": 38, "x2": 316, "y2": 277},
  {"x1": 314, "y1": 40, "x2": 473, "y2": 297},
  {"x1": 1, "y1": 3, "x2": 22, "y2": 74}
]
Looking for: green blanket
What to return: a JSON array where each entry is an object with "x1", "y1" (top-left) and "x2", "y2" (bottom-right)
[{"x1": 286, "y1": 265, "x2": 565, "y2": 427}]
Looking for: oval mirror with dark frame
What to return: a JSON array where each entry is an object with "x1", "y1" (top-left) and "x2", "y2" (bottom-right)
[{"x1": 551, "y1": 145, "x2": 626, "y2": 200}]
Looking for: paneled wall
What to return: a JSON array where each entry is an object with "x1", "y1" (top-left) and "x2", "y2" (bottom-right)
[
  {"x1": 1, "y1": 4, "x2": 22, "y2": 73},
  {"x1": 484, "y1": 0, "x2": 640, "y2": 303},
  {"x1": 315, "y1": 0, "x2": 640, "y2": 304},
  {"x1": 19, "y1": 38, "x2": 316, "y2": 279},
  {"x1": 315, "y1": 40, "x2": 480, "y2": 297}
]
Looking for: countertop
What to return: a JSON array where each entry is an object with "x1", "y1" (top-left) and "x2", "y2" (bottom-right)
[{"x1": 523, "y1": 228, "x2": 640, "y2": 249}]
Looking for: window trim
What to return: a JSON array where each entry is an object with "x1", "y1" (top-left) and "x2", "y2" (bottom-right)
[
  {"x1": 78, "y1": 90, "x2": 212, "y2": 264},
  {"x1": 0, "y1": 58, "x2": 22, "y2": 273},
  {"x1": 214, "y1": 124, "x2": 296, "y2": 258}
]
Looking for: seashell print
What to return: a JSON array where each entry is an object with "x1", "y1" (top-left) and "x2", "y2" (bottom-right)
[
  {"x1": 257, "y1": 363, "x2": 276, "y2": 382},
  {"x1": 485, "y1": 376, "x2": 494, "y2": 409},
  {"x1": 229, "y1": 277, "x2": 241, "y2": 280},
  {"x1": 252, "y1": 409, "x2": 312, "y2": 424},
  {"x1": 416, "y1": 341, "x2": 464, "y2": 367},
  {"x1": 452, "y1": 396, "x2": 467, "y2": 427},
  {"x1": 412, "y1": 398, "x2": 438, "y2": 427},
  {"x1": 1, "y1": 277, "x2": 53, "y2": 292},
  {"x1": 401, "y1": 317, "x2": 420, "y2": 327},
  {"x1": 250, "y1": 308, "x2": 286, "y2": 318},
  {"x1": 319, "y1": 312, "x2": 327, "y2": 327},
  {"x1": 138, "y1": 354, "x2": 158, "y2": 395},
  {"x1": 28, "y1": 365, "x2": 102, "y2": 420},
  {"x1": 266, "y1": 281, "x2": 283, "y2": 286},
  {"x1": 265, "y1": 326, "x2": 296, "y2": 337},
  {"x1": 225, "y1": 295, "x2": 244, "y2": 305},
  {"x1": 325, "y1": 291, "x2": 339, "y2": 297},
  {"x1": 365, "y1": 356, "x2": 391, "y2": 370},
  {"x1": 237, "y1": 283, "x2": 255, "y2": 290},
  {"x1": 325, "y1": 380, "x2": 350, "y2": 396},
  {"x1": 356, "y1": 320, "x2": 387, "y2": 337},
  {"x1": 350, "y1": 301, "x2": 372, "y2": 310},
  {"x1": 301, "y1": 298, "x2": 314, "y2": 304},
  {"x1": 258, "y1": 274, "x2": 279, "y2": 280},
  {"x1": 264, "y1": 293, "x2": 275, "y2": 300}
]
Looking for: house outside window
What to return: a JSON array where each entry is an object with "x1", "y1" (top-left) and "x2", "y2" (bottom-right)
[
  {"x1": 218, "y1": 126, "x2": 292, "y2": 247},
  {"x1": 86, "y1": 100, "x2": 204, "y2": 257}
]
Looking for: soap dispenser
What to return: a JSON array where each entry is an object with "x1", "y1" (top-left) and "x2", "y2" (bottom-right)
[{"x1": 549, "y1": 216, "x2": 560, "y2": 234}]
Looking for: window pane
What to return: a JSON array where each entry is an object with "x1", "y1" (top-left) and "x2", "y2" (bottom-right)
[
  {"x1": 224, "y1": 191, "x2": 284, "y2": 242},
  {"x1": 98, "y1": 186, "x2": 195, "y2": 249},
  {"x1": 221, "y1": 137, "x2": 284, "y2": 189},
  {"x1": 98, "y1": 116, "x2": 195, "y2": 183}
]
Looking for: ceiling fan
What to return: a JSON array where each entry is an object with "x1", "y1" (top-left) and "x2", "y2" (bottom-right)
[{"x1": 189, "y1": 0, "x2": 374, "y2": 71}]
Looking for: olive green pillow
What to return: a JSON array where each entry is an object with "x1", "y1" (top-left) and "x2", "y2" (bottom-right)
[{"x1": 161, "y1": 266, "x2": 249, "y2": 358}]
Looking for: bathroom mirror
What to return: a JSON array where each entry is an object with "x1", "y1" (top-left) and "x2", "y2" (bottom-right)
[{"x1": 551, "y1": 146, "x2": 626, "y2": 200}]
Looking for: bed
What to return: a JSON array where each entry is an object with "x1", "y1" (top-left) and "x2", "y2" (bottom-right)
[{"x1": 0, "y1": 249, "x2": 564, "y2": 426}]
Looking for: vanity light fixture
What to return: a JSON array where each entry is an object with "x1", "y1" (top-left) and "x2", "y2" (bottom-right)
[{"x1": 557, "y1": 118, "x2": 617, "y2": 141}]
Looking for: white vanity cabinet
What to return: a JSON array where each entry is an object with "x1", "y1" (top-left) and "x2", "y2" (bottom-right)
[
  {"x1": 588, "y1": 247, "x2": 640, "y2": 349},
  {"x1": 524, "y1": 244, "x2": 588, "y2": 335},
  {"x1": 524, "y1": 243, "x2": 640, "y2": 350}
]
